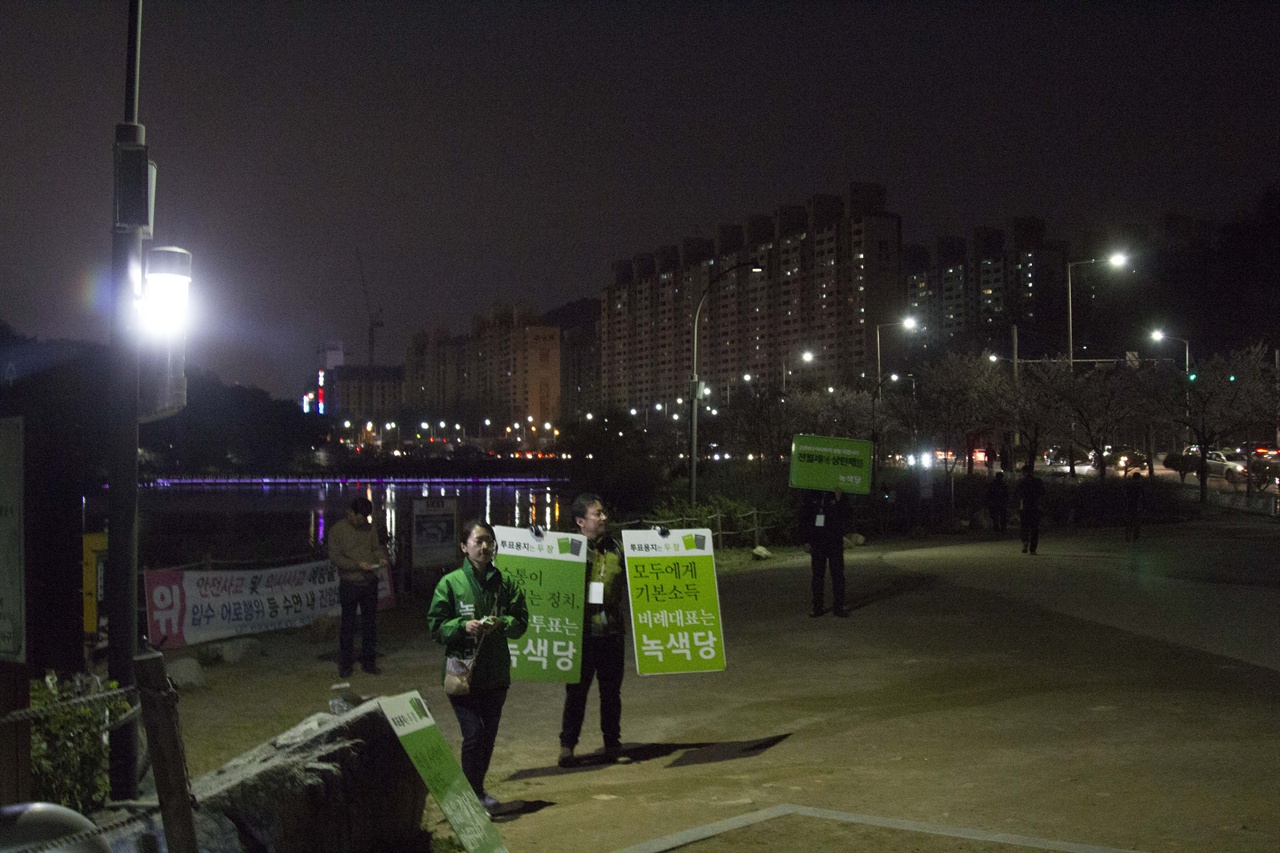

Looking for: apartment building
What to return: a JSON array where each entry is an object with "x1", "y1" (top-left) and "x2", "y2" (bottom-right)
[{"x1": 600, "y1": 182, "x2": 905, "y2": 411}]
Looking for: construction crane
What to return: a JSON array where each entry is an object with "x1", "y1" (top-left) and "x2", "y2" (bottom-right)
[{"x1": 355, "y1": 248, "x2": 383, "y2": 365}]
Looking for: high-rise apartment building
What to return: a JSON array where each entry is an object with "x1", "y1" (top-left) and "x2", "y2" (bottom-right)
[
  {"x1": 600, "y1": 182, "x2": 904, "y2": 411},
  {"x1": 907, "y1": 219, "x2": 1068, "y2": 357},
  {"x1": 404, "y1": 307, "x2": 561, "y2": 429}
]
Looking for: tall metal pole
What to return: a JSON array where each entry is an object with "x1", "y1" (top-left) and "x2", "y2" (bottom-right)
[
  {"x1": 1066, "y1": 261, "x2": 1076, "y2": 368},
  {"x1": 690, "y1": 260, "x2": 758, "y2": 508},
  {"x1": 107, "y1": 0, "x2": 145, "y2": 799}
]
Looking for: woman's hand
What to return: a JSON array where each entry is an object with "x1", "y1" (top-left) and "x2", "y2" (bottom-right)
[{"x1": 465, "y1": 618, "x2": 497, "y2": 637}]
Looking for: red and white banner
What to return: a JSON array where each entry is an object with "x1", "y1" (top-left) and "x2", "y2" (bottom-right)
[{"x1": 144, "y1": 561, "x2": 394, "y2": 649}]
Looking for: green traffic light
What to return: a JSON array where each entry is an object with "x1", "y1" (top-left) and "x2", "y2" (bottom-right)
[{"x1": 1188, "y1": 373, "x2": 1197, "y2": 381}]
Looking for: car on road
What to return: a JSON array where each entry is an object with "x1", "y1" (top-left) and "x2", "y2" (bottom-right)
[
  {"x1": 1091, "y1": 445, "x2": 1148, "y2": 476},
  {"x1": 1194, "y1": 449, "x2": 1251, "y2": 482}
]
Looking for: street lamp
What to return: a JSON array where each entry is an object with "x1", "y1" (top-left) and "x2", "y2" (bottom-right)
[
  {"x1": 1150, "y1": 329, "x2": 1190, "y2": 374},
  {"x1": 691, "y1": 259, "x2": 763, "y2": 508},
  {"x1": 1152, "y1": 329, "x2": 1192, "y2": 447},
  {"x1": 875, "y1": 317, "x2": 918, "y2": 391},
  {"x1": 1067, "y1": 252, "x2": 1128, "y2": 367}
]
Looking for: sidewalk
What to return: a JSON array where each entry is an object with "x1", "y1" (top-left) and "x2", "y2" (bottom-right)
[{"x1": 177, "y1": 517, "x2": 1280, "y2": 852}]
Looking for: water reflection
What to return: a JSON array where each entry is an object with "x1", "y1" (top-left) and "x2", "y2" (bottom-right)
[{"x1": 137, "y1": 478, "x2": 570, "y2": 568}]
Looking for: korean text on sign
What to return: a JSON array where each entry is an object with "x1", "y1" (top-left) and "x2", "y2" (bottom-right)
[{"x1": 621, "y1": 528, "x2": 726, "y2": 676}]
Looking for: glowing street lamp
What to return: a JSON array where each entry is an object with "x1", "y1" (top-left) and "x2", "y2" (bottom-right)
[
  {"x1": 1067, "y1": 252, "x2": 1128, "y2": 367},
  {"x1": 1151, "y1": 329, "x2": 1190, "y2": 374},
  {"x1": 875, "y1": 317, "x2": 918, "y2": 391}
]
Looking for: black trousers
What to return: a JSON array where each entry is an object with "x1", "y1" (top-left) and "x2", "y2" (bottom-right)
[
  {"x1": 448, "y1": 687, "x2": 508, "y2": 796},
  {"x1": 338, "y1": 579, "x2": 378, "y2": 669},
  {"x1": 1021, "y1": 513, "x2": 1041, "y2": 553},
  {"x1": 810, "y1": 545, "x2": 846, "y2": 611},
  {"x1": 560, "y1": 632, "x2": 624, "y2": 750}
]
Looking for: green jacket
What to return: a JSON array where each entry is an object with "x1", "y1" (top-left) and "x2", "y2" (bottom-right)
[
  {"x1": 427, "y1": 559, "x2": 529, "y2": 691},
  {"x1": 584, "y1": 536, "x2": 626, "y2": 637}
]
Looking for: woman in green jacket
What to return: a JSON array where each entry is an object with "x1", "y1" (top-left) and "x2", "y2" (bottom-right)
[{"x1": 426, "y1": 519, "x2": 529, "y2": 814}]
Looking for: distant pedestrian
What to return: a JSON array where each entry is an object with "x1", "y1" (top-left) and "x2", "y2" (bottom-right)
[
  {"x1": 327, "y1": 496, "x2": 389, "y2": 677},
  {"x1": 1124, "y1": 472, "x2": 1145, "y2": 542},
  {"x1": 1017, "y1": 465, "x2": 1045, "y2": 555},
  {"x1": 986, "y1": 471, "x2": 1009, "y2": 533},
  {"x1": 800, "y1": 487, "x2": 852, "y2": 616}
]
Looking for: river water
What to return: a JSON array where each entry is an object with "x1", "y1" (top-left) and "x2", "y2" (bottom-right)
[{"x1": 134, "y1": 476, "x2": 572, "y2": 570}]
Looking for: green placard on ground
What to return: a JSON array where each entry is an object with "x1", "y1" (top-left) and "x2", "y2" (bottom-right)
[
  {"x1": 378, "y1": 691, "x2": 508, "y2": 853},
  {"x1": 493, "y1": 526, "x2": 586, "y2": 682},
  {"x1": 789, "y1": 433, "x2": 873, "y2": 494},
  {"x1": 620, "y1": 528, "x2": 726, "y2": 676}
]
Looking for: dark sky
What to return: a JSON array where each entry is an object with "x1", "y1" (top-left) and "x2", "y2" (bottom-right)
[{"x1": 3, "y1": 1, "x2": 1277, "y2": 399}]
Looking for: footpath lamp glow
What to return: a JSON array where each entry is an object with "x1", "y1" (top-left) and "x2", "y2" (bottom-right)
[
  {"x1": 690, "y1": 259, "x2": 763, "y2": 507},
  {"x1": 1067, "y1": 252, "x2": 1128, "y2": 367},
  {"x1": 875, "y1": 317, "x2": 918, "y2": 392}
]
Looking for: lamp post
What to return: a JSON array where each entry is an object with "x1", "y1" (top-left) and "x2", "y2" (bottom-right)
[
  {"x1": 875, "y1": 317, "x2": 918, "y2": 389},
  {"x1": 1152, "y1": 329, "x2": 1192, "y2": 446},
  {"x1": 1066, "y1": 252, "x2": 1128, "y2": 367},
  {"x1": 690, "y1": 259, "x2": 762, "y2": 508}
]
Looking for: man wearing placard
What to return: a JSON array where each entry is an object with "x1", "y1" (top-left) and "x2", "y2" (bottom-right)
[
  {"x1": 800, "y1": 487, "x2": 851, "y2": 617},
  {"x1": 558, "y1": 493, "x2": 626, "y2": 767}
]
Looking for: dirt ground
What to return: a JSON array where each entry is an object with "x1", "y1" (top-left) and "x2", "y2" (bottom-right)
[{"x1": 174, "y1": 524, "x2": 1280, "y2": 852}]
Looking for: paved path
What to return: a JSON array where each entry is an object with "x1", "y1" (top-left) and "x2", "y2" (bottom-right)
[{"x1": 177, "y1": 514, "x2": 1280, "y2": 852}]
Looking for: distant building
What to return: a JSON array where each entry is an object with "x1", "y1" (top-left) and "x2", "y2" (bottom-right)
[
  {"x1": 404, "y1": 307, "x2": 562, "y2": 430},
  {"x1": 600, "y1": 181, "x2": 905, "y2": 411},
  {"x1": 327, "y1": 364, "x2": 405, "y2": 426}
]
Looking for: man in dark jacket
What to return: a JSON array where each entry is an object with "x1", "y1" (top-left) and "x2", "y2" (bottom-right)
[
  {"x1": 801, "y1": 487, "x2": 852, "y2": 617},
  {"x1": 559, "y1": 493, "x2": 628, "y2": 767}
]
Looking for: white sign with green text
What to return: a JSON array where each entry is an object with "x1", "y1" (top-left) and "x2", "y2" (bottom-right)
[
  {"x1": 378, "y1": 691, "x2": 508, "y2": 853},
  {"x1": 493, "y1": 525, "x2": 586, "y2": 682},
  {"x1": 620, "y1": 528, "x2": 725, "y2": 676}
]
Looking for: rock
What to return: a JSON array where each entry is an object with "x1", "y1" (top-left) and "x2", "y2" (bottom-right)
[
  {"x1": 194, "y1": 701, "x2": 427, "y2": 852},
  {"x1": 305, "y1": 613, "x2": 340, "y2": 644},
  {"x1": 166, "y1": 656, "x2": 206, "y2": 689},
  {"x1": 195, "y1": 644, "x2": 225, "y2": 665},
  {"x1": 221, "y1": 637, "x2": 261, "y2": 664},
  {"x1": 751, "y1": 546, "x2": 772, "y2": 560}
]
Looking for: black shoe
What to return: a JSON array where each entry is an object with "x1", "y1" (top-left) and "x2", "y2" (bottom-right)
[
  {"x1": 362, "y1": 663, "x2": 383, "y2": 675},
  {"x1": 558, "y1": 746, "x2": 575, "y2": 768},
  {"x1": 603, "y1": 743, "x2": 623, "y2": 762},
  {"x1": 338, "y1": 665, "x2": 354, "y2": 678},
  {"x1": 480, "y1": 792, "x2": 502, "y2": 817},
  {"x1": 809, "y1": 608, "x2": 826, "y2": 618}
]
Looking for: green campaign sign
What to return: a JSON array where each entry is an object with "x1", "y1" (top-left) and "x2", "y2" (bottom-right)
[
  {"x1": 620, "y1": 529, "x2": 726, "y2": 676},
  {"x1": 378, "y1": 691, "x2": 508, "y2": 853},
  {"x1": 493, "y1": 525, "x2": 586, "y2": 682},
  {"x1": 789, "y1": 433, "x2": 873, "y2": 494}
]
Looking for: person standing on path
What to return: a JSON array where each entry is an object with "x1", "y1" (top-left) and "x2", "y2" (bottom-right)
[
  {"x1": 1017, "y1": 465, "x2": 1045, "y2": 555},
  {"x1": 986, "y1": 471, "x2": 1010, "y2": 533},
  {"x1": 427, "y1": 519, "x2": 529, "y2": 815},
  {"x1": 800, "y1": 487, "x2": 852, "y2": 616},
  {"x1": 559, "y1": 493, "x2": 627, "y2": 768},
  {"x1": 327, "y1": 496, "x2": 389, "y2": 677}
]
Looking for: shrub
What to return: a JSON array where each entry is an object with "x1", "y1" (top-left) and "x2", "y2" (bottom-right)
[{"x1": 29, "y1": 673, "x2": 133, "y2": 814}]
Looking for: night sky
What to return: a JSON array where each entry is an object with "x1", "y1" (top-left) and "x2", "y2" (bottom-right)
[{"x1": 2, "y1": 1, "x2": 1277, "y2": 399}]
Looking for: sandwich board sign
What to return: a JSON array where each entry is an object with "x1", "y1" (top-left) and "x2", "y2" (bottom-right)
[
  {"x1": 493, "y1": 525, "x2": 587, "y2": 682},
  {"x1": 379, "y1": 691, "x2": 507, "y2": 853},
  {"x1": 620, "y1": 528, "x2": 725, "y2": 676}
]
